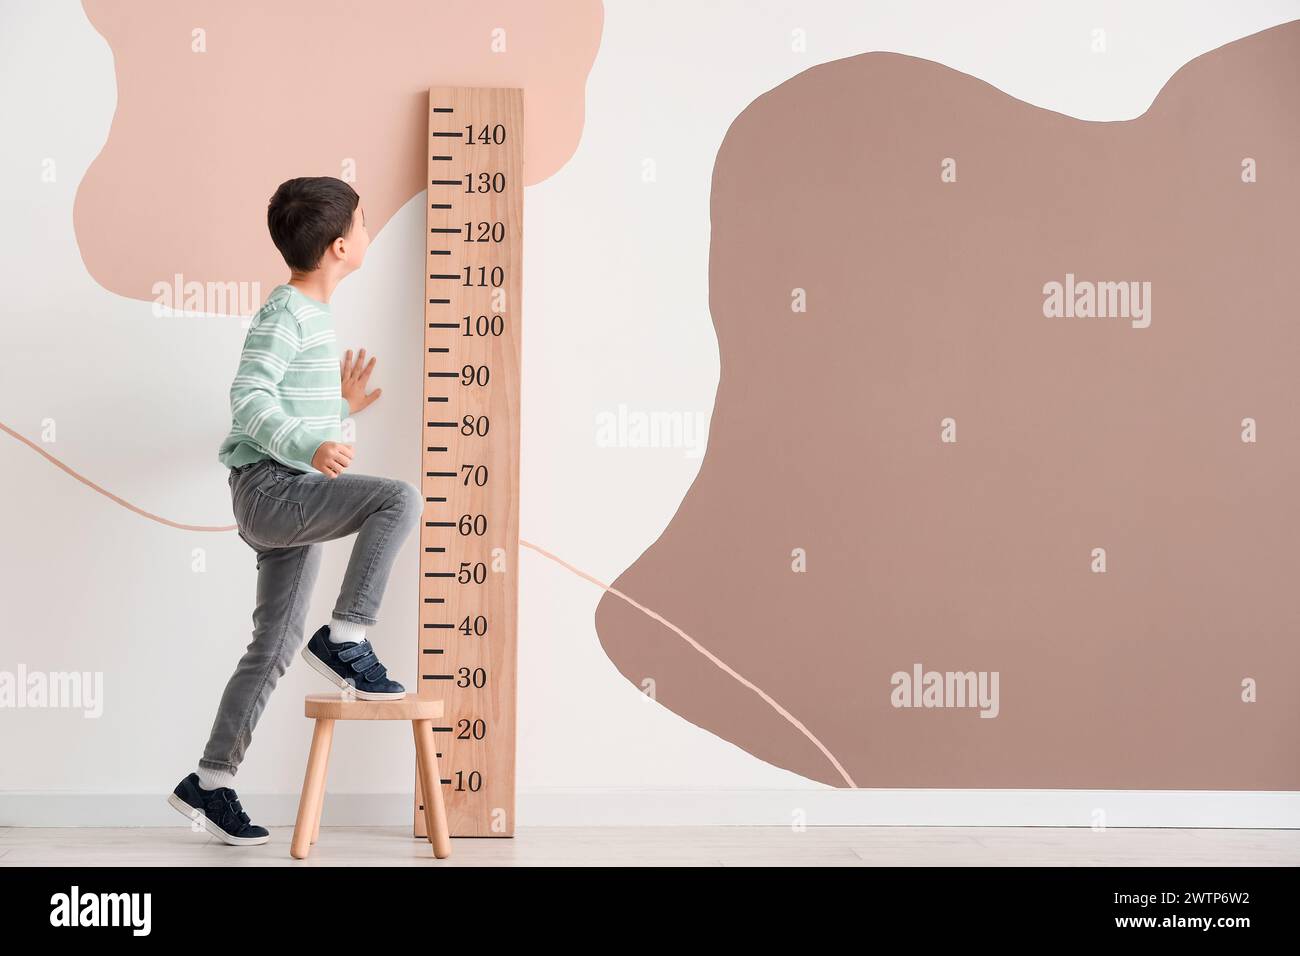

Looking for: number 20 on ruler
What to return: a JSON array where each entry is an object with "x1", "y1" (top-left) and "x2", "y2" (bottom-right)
[{"x1": 416, "y1": 87, "x2": 522, "y2": 838}]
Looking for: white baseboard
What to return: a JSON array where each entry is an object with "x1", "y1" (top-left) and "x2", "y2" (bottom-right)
[
  {"x1": 521, "y1": 788, "x2": 1300, "y2": 828},
  {"x1": 2, "y1": 789, "x2": 1298, "y2": 828}
]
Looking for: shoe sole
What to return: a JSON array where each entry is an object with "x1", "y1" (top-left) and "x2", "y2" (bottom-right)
[
  {"x1": 301, "y1": 644, "x2": 406, "y2": 700},
  {"x1": 166, "y1": 793, "x2": 270, "y2": 846}
]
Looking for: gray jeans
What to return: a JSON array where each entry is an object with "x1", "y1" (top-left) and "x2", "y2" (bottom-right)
[{"x1": 199, "y1": 457, "x2": 423, "y2": 776}]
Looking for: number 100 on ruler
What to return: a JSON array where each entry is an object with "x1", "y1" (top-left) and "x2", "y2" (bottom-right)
[{"x1": 416, "y1": 86, "x2": 522, "y2": 838}]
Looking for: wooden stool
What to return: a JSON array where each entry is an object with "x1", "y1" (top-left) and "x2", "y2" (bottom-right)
[{"x1": 290, "y1": 693, "x2": 451, "y2": 860}]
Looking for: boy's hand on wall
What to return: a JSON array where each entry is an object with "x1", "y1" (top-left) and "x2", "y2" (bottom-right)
[
  {"x1": 341, "y1": 348, "x2": 382, "y2": 414},
  {"x1": 312, "y1": 441, "x2": 354, "y2": 478}
]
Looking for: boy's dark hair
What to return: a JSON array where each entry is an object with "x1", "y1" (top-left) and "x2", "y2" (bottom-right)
[{"x1": 267, "y1": 177, "x2": 360, "y2": 272}]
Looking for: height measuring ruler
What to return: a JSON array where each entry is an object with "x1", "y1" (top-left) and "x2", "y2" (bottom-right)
[{"x1": 415, "y1": 87, "x2": 522, "y2": 838}]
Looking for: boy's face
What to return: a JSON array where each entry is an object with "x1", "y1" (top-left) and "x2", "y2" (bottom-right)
[{"x1": 333, "y1": 205, "x2": 371, "y2": 272}]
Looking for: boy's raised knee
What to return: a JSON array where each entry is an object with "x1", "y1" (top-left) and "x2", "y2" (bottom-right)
[{"x1": 394, "y1": 480, "x2": 424, "y2": 527}]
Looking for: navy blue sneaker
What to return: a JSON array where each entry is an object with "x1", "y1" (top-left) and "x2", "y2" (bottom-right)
[
  {"x1": 301, "y1": 625, "x2": 406, "y2": 700},
  {"x1": 167, "y1": 773, "x2": 270, "y2": 846}
]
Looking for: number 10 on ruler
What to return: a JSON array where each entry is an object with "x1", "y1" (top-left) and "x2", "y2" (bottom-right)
[{"x1": 416, "y1": 87, "x2": 522, "y2": 839}]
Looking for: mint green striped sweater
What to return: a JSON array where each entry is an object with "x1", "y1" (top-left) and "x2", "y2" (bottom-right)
[{"x1": 217, "y1": 284, "x2": 350, "y2": 474}]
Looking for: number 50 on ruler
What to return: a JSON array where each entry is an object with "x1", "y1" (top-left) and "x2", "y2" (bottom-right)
[{"x1": 415, "y1": 87, "x2": 522, "y2": 838}]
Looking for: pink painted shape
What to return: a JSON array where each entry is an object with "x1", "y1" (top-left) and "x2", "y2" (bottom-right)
[{"x1": 75, "y1": 0, "x2": 603, "y2": 304}]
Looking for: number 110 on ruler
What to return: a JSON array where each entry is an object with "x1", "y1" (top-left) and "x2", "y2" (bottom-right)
[{"x1": 415, "y1": 87, "x2": 522, "y2": 838}]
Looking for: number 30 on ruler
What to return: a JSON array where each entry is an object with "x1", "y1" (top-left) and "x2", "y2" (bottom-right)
[{"x1": 416, "y1": 87, "x2": 522, "y2": 839}]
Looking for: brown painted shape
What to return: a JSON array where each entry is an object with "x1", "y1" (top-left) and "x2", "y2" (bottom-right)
[
  {"x1": 595, "y1": 23, "x2": 1300, "y2": 789},
  {"x1": 74, "y1": 0, "x2": 602, "y2": 303}
]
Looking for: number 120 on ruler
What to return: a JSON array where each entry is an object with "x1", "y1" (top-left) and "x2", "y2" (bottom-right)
[{"x1": 415, "y1": 86, "x2": 522, "y2": 838}]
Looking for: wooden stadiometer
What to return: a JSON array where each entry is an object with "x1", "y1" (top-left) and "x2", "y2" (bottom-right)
[{"x1": 414, "y1": 87, "x2": 522, "y2": 839}]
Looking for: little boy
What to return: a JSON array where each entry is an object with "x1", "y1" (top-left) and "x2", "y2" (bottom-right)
[{"x1": 167, "y1": 177, "x2": 423, "y2": 845}]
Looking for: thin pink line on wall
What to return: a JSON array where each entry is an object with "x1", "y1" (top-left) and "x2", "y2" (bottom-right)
[
  {"x1": 0, "y1": 419, "x2": 857, "y2": 788},
  {"x1": 0, "y1": 421, "x2": 236, "y2": 532},
  {"x1": 522, "y1": 540, "x2": 860, "y2": 788}
]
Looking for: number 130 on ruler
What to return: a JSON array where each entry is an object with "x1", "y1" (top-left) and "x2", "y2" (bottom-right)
[{"x1": 415, "y1": 87, "x2": 522, "y2": 838}]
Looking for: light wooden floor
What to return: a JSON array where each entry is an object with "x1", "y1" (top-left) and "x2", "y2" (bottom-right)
[{"x1": 1, "y1": 825, "x2": 1296, "y2": 866}]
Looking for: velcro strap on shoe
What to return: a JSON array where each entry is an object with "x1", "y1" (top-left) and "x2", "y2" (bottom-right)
[
  {"x1": 336, "y1": 640, "x2": 373, "y2": 663},
  {"x1": 349, "y1": 652, "x2": 380, "y2": 675},
  {"x1": 211, "y1": 791, "x2": 250, "y2": 828}
]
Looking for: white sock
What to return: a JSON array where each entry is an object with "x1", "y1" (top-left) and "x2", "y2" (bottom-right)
[
  {"x1": 195, "y1": 765, "x2": 235, "y2": 792},
  {"x1": 329, "y1": 618, "x2": 367, "y2": 644}
]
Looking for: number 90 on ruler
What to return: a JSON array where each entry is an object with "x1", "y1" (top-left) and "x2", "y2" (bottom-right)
[{"x1": 415, "y1": 87, "x2": 522, "y2": 838}]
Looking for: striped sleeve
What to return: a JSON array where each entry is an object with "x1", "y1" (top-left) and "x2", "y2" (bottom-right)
[{"x1": 229, "y1": 308, "x2": 322, "y2": 469}]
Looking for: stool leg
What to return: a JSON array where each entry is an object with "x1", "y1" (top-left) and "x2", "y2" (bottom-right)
[
  {"x1": 309, "y1": 743, "x2": 330, "y2": 848},
  {"x1": 412, "y1": 719, "x2": 451, "y2": 859},
  {"x1": 414, "y1": 756, "x2": 429, "y2": 841},
  {"x1": 291, "y1": 718, "x2": 335, "y2": 860},
  {"x1": 412, "y1": 728, "x2": 433, "y2": 847},
  {"x1": 311, "y1": 735, "x2": 332, "y2": 846}
]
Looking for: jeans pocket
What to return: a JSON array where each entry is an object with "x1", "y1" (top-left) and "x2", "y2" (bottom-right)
[{"x1": 246, "y1": 487, "x2": 306, "y2": 547}]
